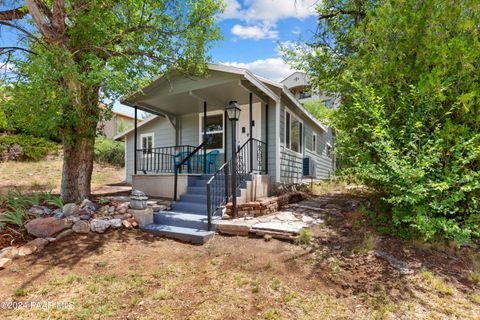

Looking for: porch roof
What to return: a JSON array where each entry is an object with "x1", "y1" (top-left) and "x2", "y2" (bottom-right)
[
  {"x1": 119, "y1": 63, "x2": 328, "y2": 133},
  {"x1": 120, "y1": 64, "x2": 278, "y2": 117}
]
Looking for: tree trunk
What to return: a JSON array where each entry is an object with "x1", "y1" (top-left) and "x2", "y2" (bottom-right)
[
  {"x1": 60, "y1": 82, "x2": 99, "y2": 203},
  {"x1": 61, "y1": 134, "x2": 95, "y2": 202}
]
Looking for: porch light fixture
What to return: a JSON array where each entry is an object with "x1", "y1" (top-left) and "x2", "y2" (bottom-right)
[{"x1": 226, "y1": 101, "x2": 241, "y2": 121}]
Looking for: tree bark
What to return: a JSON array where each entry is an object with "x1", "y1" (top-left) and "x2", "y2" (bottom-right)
[
  {"x1": 60, "y1": 81, "x2": 99, "y2": 203},
  {"x1": 61, "y1": 133, "x2": 95, "y2": 202}
]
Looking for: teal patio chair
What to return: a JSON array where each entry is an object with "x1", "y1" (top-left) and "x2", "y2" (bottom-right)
[
  {"x1": 173, "y1": 151, "x2": 192, "y2": 173},
  {"x1": 197, "y1": 150, "x2": 219, "y2": 174}
]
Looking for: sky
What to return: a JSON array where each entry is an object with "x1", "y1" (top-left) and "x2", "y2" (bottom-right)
[{"x1": 1, "y1": 0, "x2": 320, "y2": 116}]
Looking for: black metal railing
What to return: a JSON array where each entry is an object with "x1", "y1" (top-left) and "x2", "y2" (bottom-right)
[
  {"x1": 173, "y1": 140, "x2": 209, "y2": 201},
  {"x1": 206, "y1": 138, "x2": 266, "y2": 230},
  {"x1": 136, "y1": 145, "x2": 195, "y2": 174}
]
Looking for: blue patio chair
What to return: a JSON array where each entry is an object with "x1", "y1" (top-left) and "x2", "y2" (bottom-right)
[
  {"x1": 173, "y1": 151, "x2": 191, "y2": 173},
  {"x1": 197, "y1": 150, "x2": 219, "y2": 174}
]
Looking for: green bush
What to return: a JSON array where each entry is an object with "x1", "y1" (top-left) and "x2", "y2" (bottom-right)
[
  {"x1": 338, "y1": 85, "x2": 479, "y2": 245},
  {"x1": 94, "y1": 136, "x2": 124, "y2": 167},
  {"x1": 0, "y1": 134, "x2": 56, "y2": 161}
]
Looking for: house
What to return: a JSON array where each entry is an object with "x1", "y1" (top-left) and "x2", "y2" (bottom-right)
[
  {"x1": 114, "y1": 64, "x2": 335, "y2": 243},
  {"x1": 98, "y1": 109, "x2": 137, "y2": 139},
  {"x1": 281, "y1": 71, "x2": 339, "y2": 109}
]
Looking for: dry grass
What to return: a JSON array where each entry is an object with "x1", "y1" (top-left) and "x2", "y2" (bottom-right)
[
  {"x1": 0, "y1": 157, "x2": 124, "y2": 195},
  {"x1": 0, "y1": 231, "x2": 478, "y2": 320}
]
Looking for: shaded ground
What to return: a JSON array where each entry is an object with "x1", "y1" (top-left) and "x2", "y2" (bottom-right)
[
  {"x1": 0, "y1": 156, "x2": 125, "y2": 195},
  {"x1": 0, "y1": 194, "x2": 478, "y2": 319}
]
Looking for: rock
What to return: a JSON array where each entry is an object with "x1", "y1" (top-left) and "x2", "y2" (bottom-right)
[
  {"x1": 29, "y1": 205, "x2": 52, "y2": 216},
  {"x1": 90, "y1": 219, "x2": 110, "y2": 233},
  {"x1": 374, "y1": 250, "x2": 414, "y2": 275},
  {"x1": 131, "y1": 220, "x2": 138, "y2": 228},
  {"x1": 109, "y1": 218, "x2": 122, "y2": 228},
  {"x1": 0, "y1": 247, "x2": 19, "y2": 259},
  {"x1": 31, "y1": 238, "x2": 49, "y2": 250},
  {"x1": 81, "y1": 199, "x2": 101, "y2": 212},
  {"x1": 63, "y1": 203, "x2": 80, "y2": 217},
  {"x1": 46, "y1": 237, "x2": 56, "y2": 243},
  {"x1": 77, "y1": 209, "x2": 92, "y2": 221},
  {"x1": 112, "y1": 214, "x2": 125, "y2": 220},
  {"x1": 18, "y1": 242, "x2": 37, "y2": 256},
  {"x1": 122, "y1": 220, "x2": 133, "y2": 229},
  {"x1": 264, "y1": 234, "x2": 272, "y2": 242},
  {"x1": 0, "y1": 258, "x2": 13, "y2": 269},
  {"x1": 117, "y1": 207, "x2": 127, "y2": 214},
  {"x1": 53, "y1": 209, "x2": 65, "y2": 219},
  {"x1": 108, "y1": 206, "x2": 115, "y2": 214},
  {"x1": 72, "y1": 220, "x2": 90, "y2": 234},
  {"x1": 56, "y1": 229, "x2": 73, "y2": 240},
  {"x1": 25, "y1": 217, "x2": 71, "y2": 238},
  {"x1": 125, "y1": 213, "x2": 132, "y2": 219}
]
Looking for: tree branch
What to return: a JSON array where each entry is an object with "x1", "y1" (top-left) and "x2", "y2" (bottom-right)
[
  {"x1": 0, "y1": 46, "x2": 37, "y2": 55},
  {"x1": 0, "y1": 21, "x2": 42, "y2": 43},
  {"x1": 0, "y1": 7, "x2": 28, "y2": 21}
]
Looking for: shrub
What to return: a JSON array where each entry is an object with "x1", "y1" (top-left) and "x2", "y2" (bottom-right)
[
  {"x1": 0, "y1": 134, "x2": 56, "y2": 161},
  {"x1": 94, "y1": 136, "x2": 124, "y2": 167}
]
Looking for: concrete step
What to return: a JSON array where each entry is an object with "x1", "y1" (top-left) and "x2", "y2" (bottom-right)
[
  {"x1": 171, "y1": 201, "x2": 207, "y2": 214},
  {"x1": 142, "y1": 224, "x2": 215, "y2": 244},
  {"x1": 153, "y1": 211, "x2": 220, "y2": 230}
]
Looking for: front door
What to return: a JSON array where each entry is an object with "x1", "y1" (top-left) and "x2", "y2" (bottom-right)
[{"x1": 237, "y1": 104, "x2": 262, "y2": 147}]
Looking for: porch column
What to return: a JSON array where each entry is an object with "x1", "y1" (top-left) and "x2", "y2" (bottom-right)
[
  {"x1": 224, "y1": 110, "x2": 228, "y2": 164},
  {"x1": 249, "y1": 92, "x2": 253, "y2": 172},
  {"x1": 134, "y1": 106, "x2": 138, "y2": 175},
  {"x1": 203, "y1": 101, "x2": 207, "y2": 173},
  {"x1": 265, "y1": 103, "x2": 268, "y2": 174}
]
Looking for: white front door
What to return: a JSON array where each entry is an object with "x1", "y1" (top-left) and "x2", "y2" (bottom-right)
[{"x1": 237, "y1": 104, "x2": 262, "y2": 146}]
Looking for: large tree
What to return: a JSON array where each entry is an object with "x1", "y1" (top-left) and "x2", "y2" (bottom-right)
[
  {"x1": 0, "y1": 0, "x2": 222, "y2": 201},
  {"x1": 285, "y1": 0, "x2": 480, "y2": 244}
]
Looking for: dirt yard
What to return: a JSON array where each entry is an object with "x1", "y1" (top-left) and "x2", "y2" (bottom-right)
[
  {"x1": 0, "y1": 193, "x2": 478, "y2": 320},
  {"x1": 0, "y1": 156, "x2": 126, "y2": 195}
]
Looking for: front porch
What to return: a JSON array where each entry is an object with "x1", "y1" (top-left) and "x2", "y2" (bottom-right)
[{"x1": 117, "y1": 65, "x2": 281, "y2": 241}]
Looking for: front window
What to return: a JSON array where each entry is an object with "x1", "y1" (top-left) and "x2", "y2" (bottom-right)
[
  {"x1": 285, "y1": 110, "x2": 303, "y2": 153},
  {"x1": 140, "y1": 133, "x2": 154, "y2": 154},
  {"x1": 200, "y1": 113, "x2": 224, "y2": 150}
]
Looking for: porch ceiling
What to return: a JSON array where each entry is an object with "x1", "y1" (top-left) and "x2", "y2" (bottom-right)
[{"x1": 123, "y1": 70, "x2": 267, "y2": 116}]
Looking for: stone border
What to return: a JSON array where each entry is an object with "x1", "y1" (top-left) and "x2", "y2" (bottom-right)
[{"x1": 225, "y1": 192, "x2": 304, "y2": 218}]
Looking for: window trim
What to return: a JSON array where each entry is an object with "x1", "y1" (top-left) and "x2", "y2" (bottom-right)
[
  {"x1": 284, "y1": 107, "x2": 304, "y2": 155},
  {"x1": 140, "y1": 133, "x2": 154, "y2": 156},
  {"x1": 326, "y1": 142, "x2": 333, "y2": 158},
  {"x1": 311, "y1": 132, "x2": 317, "y2": 154},
  {"x1": 198, "y1": 110, "x2": 225, "y2": 152}
]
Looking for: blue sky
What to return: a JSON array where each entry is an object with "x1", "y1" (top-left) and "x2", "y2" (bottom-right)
[{"x1": 1, "y1": 0, "x2": 319, "y2": 116}]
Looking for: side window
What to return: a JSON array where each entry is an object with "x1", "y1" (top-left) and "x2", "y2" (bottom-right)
[
  {"x1": 140, "y1": 133, "x2": 154, "y2": 154},
  {"x1": 312, "y1": 133, "x2": 317, "y2": 153}
]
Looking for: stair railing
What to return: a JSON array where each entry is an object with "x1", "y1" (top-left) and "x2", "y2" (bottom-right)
[
  {"x1": 173, "y1": 140, "x2": 209, "y2": 201},
  {"x1": 206, "y1": 138, "x2": 267, "y2": 230}
]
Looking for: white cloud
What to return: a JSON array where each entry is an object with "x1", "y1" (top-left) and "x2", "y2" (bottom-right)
[
  {"x1": 223, "y1": 0, "x2": 319, "y2": 23},
  {"x1": 221, "y1": 57, "x2": 296, "y2": 82},
  {"x1": 223, "y1": 0, "x2": 319, "y2": 41},
  {"x1": 231, "y1": 24, "x2": 278, "y2": 40}
]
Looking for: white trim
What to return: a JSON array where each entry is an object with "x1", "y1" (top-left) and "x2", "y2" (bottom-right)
[
  {"x1": 307, "y1": 132, "x2": 318, "y2": 154},
  {"x1": 283, "y1": 106, "x2": 304, "y2": 156},
  {"x1": 275, "y1": 101, "x2": 281, "y2": 183},
  {"x1": 114, "y1": 115, "x2": 162, "y2": 140},
  {"x1": 198, "y1": 110, "x2": 225, "y2": 153}
]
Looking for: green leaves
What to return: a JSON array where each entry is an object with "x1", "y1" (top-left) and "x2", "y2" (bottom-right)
[{"x1": 292, "y1": 0, "x2": 480, "y2": 245}]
